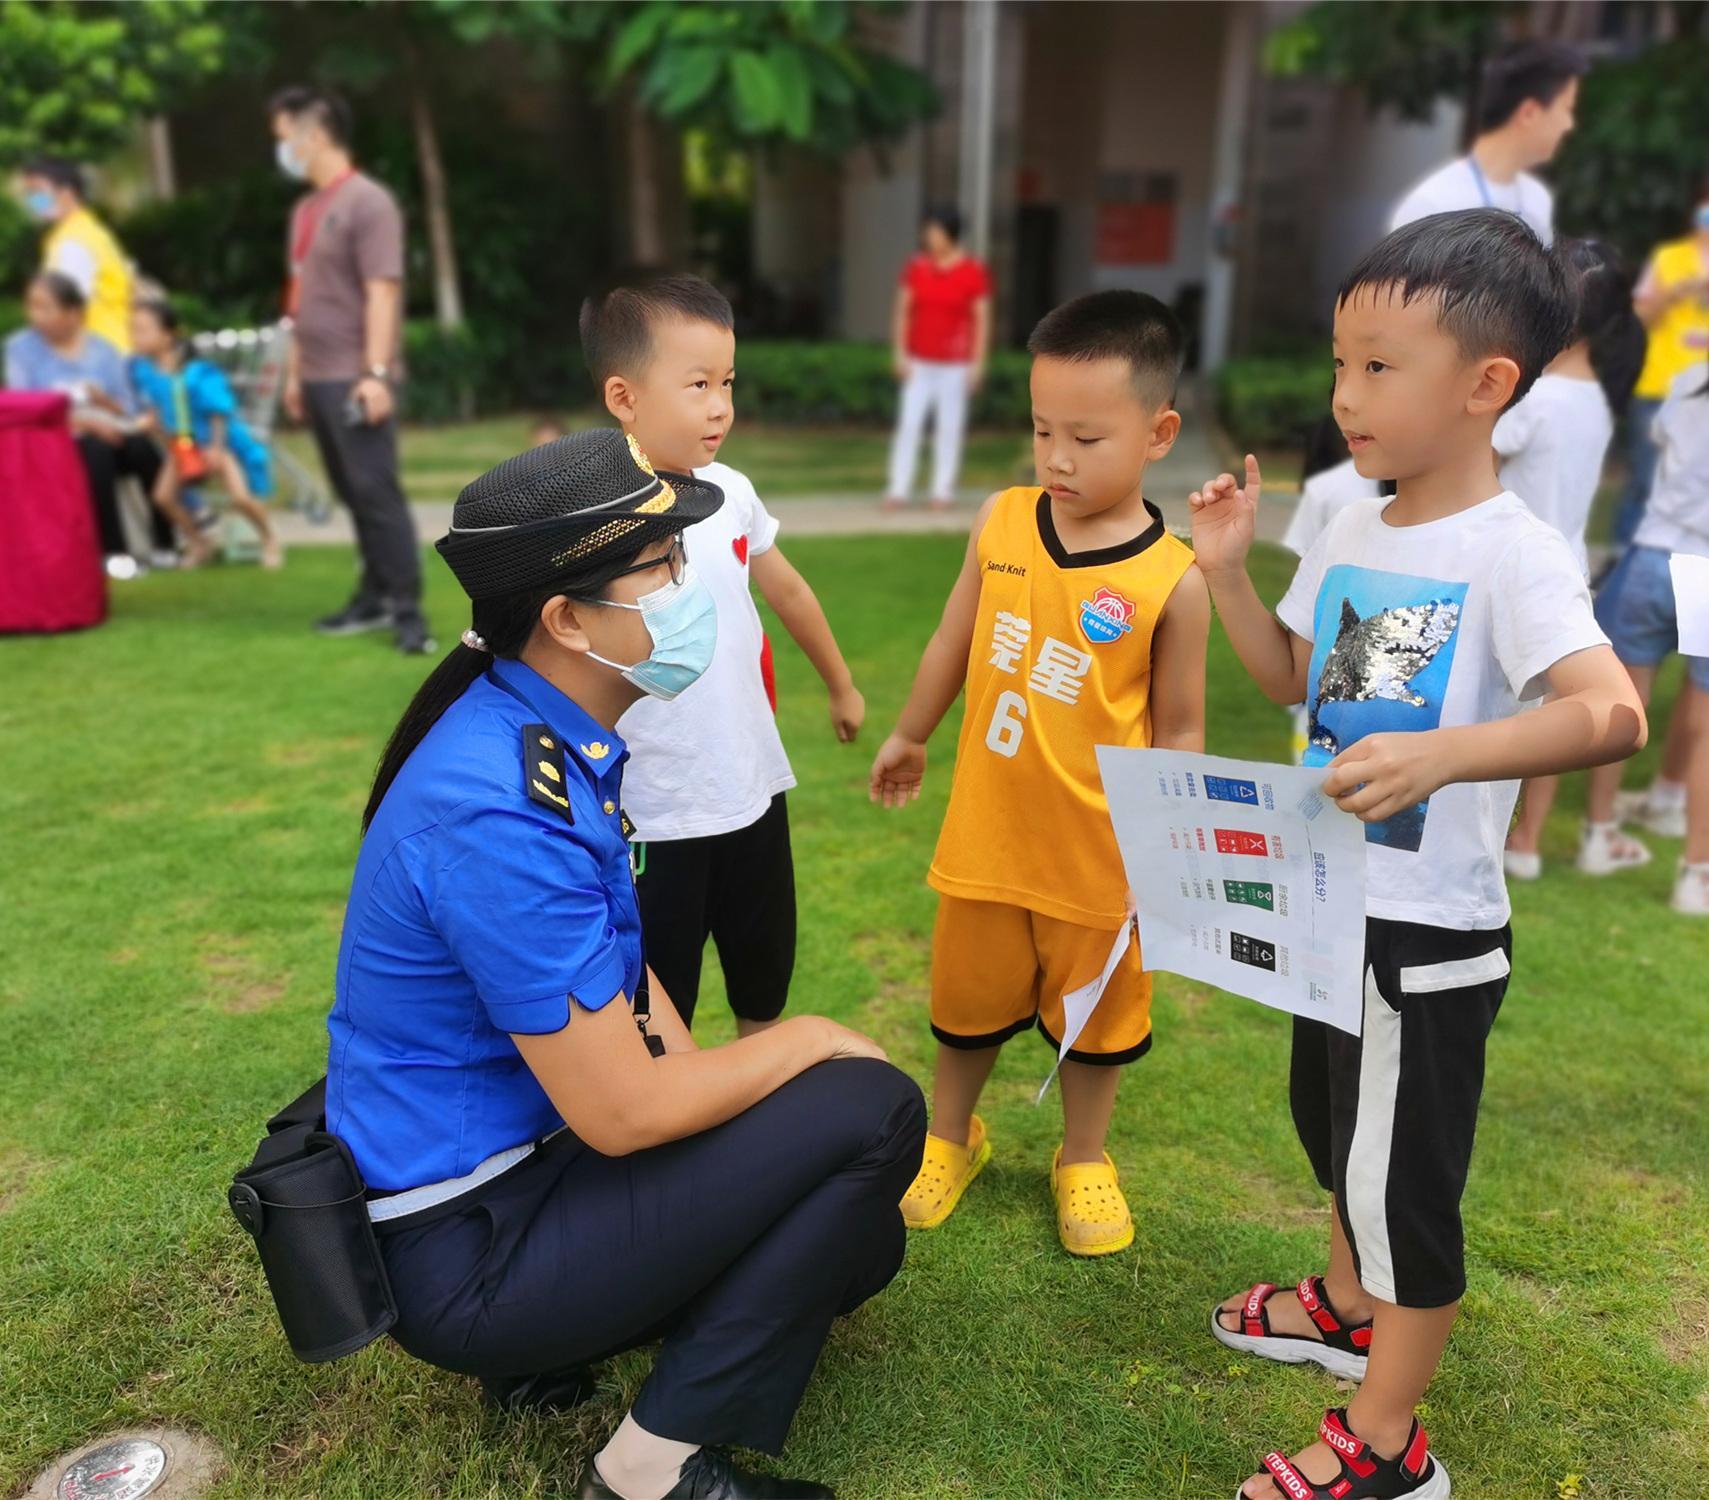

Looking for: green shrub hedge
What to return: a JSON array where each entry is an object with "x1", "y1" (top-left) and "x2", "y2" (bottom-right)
[
  {"x1": 729, "y1": 341, "x2": 1033, "y2": 427},
  {"x1": 1214, "y1": 354, "x2": 1331, "y2": 451}
]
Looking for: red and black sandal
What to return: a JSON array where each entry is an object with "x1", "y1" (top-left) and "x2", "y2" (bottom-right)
[
  {"x1": 1240, "y1": 1409, "x2": 1448, "y2": 1500},
  {"x1": 1211, "y1": 1275, "x2": 1373, "y2": 1380}
]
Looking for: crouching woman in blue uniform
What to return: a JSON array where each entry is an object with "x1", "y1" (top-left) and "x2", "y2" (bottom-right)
[{"x1": 326, "y1": 430, "x2": 925, "y2": 1500}]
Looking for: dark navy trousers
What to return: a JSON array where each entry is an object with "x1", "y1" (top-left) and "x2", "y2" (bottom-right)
[{"x1": 377, "y1": 1057, "x2": 926, "y2": 1454}]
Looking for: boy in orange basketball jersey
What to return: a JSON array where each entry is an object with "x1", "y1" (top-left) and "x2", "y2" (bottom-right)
[{"x1": 870, "y1": 291, "x2": 1209, "y2": 1256}]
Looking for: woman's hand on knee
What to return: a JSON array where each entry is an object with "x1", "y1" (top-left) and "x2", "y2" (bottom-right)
[{"x1": 800, "y1": 1016, "x2": 889, "y2": 1065}]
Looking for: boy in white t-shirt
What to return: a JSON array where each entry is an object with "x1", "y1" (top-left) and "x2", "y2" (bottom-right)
[
  {"x1": 1390, "y1": 40, "x2": 1584, "y2": 248},
  {"x1": 1496, "y1": 238, "x2": 1641, "y2": 879},
  {"x1": 1191, "y1": 210, "x2": 1645, "y2": 1500},
  {"x1": 580, "y1": 275, "x2": 865, "y2": 1033}
]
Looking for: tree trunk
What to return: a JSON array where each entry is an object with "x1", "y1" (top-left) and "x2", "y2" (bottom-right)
[
  {"x1": 621, "y1": 90, "x2": 688, "y2": 269},
  {"x1": 406, "y1": 53, "x2": 465, "y2": 331},
  {"x1": 145, "y1": 116, "x2": 176, "y2": 201},
  {"x1": 624, "y1": 90, "x2": 668, "y2": 267}
]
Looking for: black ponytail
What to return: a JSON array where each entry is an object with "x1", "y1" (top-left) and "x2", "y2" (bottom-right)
[
  {"x1": 361, "y1": 544, "x2": 655, "y2": 833},
  {"x1": 361, "y1": 643, "x2": 489, "y2": 832},
  {"x1": 1557, "y1": 238, "x2": 1646, "y2": 418}
]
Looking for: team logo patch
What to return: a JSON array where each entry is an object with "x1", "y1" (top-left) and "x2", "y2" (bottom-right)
[{"x1": 1079, "y1": 586, "x2": 1135, "y2": 645}]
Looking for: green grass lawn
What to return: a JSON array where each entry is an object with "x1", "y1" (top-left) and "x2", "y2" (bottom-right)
[
  {"x1": 3, "y1": 539, "x2": 1705, "y2": 1499},
  {"x1": 278, "y1": 415, "x2": 1028, "y2": 502}
]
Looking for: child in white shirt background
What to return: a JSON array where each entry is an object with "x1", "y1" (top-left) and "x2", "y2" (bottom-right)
[{"x1": 1497, "y1": 239, "x2": 1645, "y2": 879}]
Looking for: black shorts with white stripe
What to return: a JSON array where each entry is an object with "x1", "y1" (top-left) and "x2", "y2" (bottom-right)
[{"x1": 1290, "y1": 916, "x2": 1512, "y2": 1309}]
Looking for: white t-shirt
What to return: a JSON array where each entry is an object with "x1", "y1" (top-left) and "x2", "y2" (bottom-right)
[
  {"x1": 1492, "y1": 373, "x2": 1614, "y2": 577},
  {"x1": 1282, "y1": 459, "x2": 1383, "y2": 558},
  {"x1": 1390, "y1": 157, "x2": 1553, "y2": 246},
  {"x1": 1278, "y1": 493, "x2": 1606, "y2": 929},
  {"x1": 618, "y1": 461, "x2": 795, "y2": 840},
  {"x1": 1634, "y1": 370, "x2": 1709, "y2": 560}
]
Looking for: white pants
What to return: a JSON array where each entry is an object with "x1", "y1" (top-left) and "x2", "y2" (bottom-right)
[{"x1": 886, "y1": 359, "x2": 970, "y2": 502}]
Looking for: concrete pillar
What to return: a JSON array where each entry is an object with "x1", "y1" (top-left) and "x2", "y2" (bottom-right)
[
  {"x1": 1200, "y1": 1, "x2": 1256, "y2": 373},
  {"x1": 957, "y1": 0, "x2": 1000, "y2": 261}
]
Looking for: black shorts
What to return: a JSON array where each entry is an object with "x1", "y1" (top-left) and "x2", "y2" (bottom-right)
[
  {"x1": 633, "y1": 793, "x2": 796, "y2": 1026},
  {"x1": 1290, "y1": 916, "x2": 1511, "y2": 1309}
]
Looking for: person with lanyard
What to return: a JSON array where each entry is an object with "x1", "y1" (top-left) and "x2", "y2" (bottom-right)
[
  {"x1": 1389, "y1": 39, "x2": 1586, "y2": 247},
  {"x1": 269, "y1": 85, "x2": 431, "y2": 654},
  {"x1": 327, "y1": 428, "x2": 926, "y2": 1500}
]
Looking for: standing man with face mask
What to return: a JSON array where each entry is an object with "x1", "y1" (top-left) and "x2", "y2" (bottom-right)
[
  {"x1": 18, "y1": 157, "x2": 136, "y2": 354},
  {"x1": 269, "y1": 86, "x2": 433, "y2": 655}
]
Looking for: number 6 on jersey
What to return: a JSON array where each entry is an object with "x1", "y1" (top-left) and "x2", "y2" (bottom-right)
[{"x1": 985, "y1": 690, "x2": 1028, "y2": 757}]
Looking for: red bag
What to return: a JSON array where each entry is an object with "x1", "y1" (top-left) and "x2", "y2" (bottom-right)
[
  {"x1": 169, "y1": 375, "x2": 209, "y2": 482},
  {"x1": 0, "y1": 391, "x2": 107, "y2": 633}
]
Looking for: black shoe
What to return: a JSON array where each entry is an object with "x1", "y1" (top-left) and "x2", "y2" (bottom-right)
[
  {"x1": 480, "y1": 1364, "x2": 597, "y2": 1413},
  {"x1": 575, "y1": 1448, "x2": 834, "y2": 1499},
  {"x1": 316, "y1": 600, "x2": 393, "y2": 636},
  {"x1": 395, "y1": 616, "x2": 438, "y2": 655}
]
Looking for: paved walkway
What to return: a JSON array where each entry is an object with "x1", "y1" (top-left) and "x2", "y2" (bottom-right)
[{"x1": 272, "y1": 396, "x2": 1301, "y2": 548}]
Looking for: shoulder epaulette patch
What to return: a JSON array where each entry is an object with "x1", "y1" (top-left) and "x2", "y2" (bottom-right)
[{"x1": 522, "y1": 723, "x2": 573, "y2": 825}]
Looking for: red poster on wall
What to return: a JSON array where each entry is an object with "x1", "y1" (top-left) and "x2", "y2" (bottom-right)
[{"x1": 1095, "y1": 200, "x2": 1175, "y2": 265}]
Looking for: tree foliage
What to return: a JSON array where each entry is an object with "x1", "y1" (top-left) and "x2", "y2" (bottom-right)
[
  {"x1": 1262, "y1": 1, "x2": 1514, "y2": 122},
  {"x1": 0, "y1": 0, "x2": 224, "y2": 166},
  {"x1": 1552, "y1": 38, "x2": 1709, "y2": 266},
  {"x1": 591, "y1": 0, "x2": 937, "y2": 153}
]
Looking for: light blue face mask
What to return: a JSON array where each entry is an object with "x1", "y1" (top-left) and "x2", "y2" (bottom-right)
[
  {"x1": 587, "y1": 564, "x2": 718, "y2": 701},
  {"x1": 275, "y1": 138, "x2": 308, "y2": 181},
  {"x1": 23, "y1": 188, "x2": 56, "y2": 221}
]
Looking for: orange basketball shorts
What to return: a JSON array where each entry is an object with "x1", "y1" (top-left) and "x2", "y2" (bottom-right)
[{"x1": 929, "y1": 895, "x2": 1153, "y2": 1064}]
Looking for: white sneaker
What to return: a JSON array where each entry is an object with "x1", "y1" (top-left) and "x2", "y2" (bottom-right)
[
  {"x1": 1577, "y1": 822, "x2": 1652, "y2": 876},
  {"x1": 1671, "y1": 863, "x2": 1709, "y2": 916},
  {"x1": 1616, "y1": 785, "x2": 1688, "y2": 838},
  {"x1": 1640, "y1": 804, "x2": 1689, "y2": 839},
  {"x1": 1503, "y1": 848, "x2": 1542, "y2": 881}
]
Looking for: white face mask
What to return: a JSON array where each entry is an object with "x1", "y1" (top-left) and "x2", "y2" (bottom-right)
[{"x1": 275, "y1": 137, "x2": 309, "y2": 181}]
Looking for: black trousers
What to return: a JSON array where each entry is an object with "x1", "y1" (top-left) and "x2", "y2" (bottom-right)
[
  {"x1": 378, "y1": 1058, "x2": 926, "y2": 1454},
  {"x1": 1290, "y1": 917, "x2": 1510, "y2": 1308},
  {"x1": 303, "y1": 381, "x2": 422, "y2": 622},
  {"x1": 634, "y1": 793, "x2": 797, "y2": 1026},
  {"x1": 77, "y1": 433, "x2": 173, "y2": 556}
]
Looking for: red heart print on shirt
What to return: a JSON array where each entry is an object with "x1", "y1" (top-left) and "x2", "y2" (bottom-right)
[{"x1": 732, "y1": 536, "x2": 749, "y2": 567}]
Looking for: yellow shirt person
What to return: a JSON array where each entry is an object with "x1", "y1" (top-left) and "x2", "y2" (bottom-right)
[
  {"x1": 870, "y1": 290, "x2": 1209, "y2": 1260},
  {"x1": 22, "y1": 162, "x2": 136, "y2": 354},
  {"x1": 44, "y1": 206, "x2": 135, "y2": 353},
  {"x1": 1634, "y1": 234, "x2": 1709, "y2": 402}
]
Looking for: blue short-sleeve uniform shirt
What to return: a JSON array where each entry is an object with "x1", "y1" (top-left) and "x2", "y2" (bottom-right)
[{"x1": 326, "y1": 657, "x2": 642, "y2": 1192}]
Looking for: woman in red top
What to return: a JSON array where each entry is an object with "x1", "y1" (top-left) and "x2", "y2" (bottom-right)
[{"x1": 884, "y1": 206, "x2": 992, "y2": 510}]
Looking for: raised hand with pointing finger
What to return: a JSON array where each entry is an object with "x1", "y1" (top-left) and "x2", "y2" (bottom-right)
[{"x1": 1187, "y1": 453, "x2": 1263, "y2": 577}]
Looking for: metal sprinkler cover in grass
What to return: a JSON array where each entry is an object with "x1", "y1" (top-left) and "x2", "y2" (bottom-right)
[
  {"x1": 29, "y1": 1428, "x2": 222, "y2": 1500},
  {"x1": 56, "y1": 1439, "x2": 167, "y2": 1500}
]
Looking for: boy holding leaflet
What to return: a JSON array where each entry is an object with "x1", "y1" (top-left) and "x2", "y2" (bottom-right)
[
  {"x1": 871, "y1": 291, "x2": 1209, "y2": 1257},
  {"x1": 1191, "y1": 210, "x2": 1645, "y2": 1499}
]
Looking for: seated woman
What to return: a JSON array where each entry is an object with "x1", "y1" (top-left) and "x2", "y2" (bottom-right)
[
  {"x1": 129, "y1": 299, "x2": 283, "y2": 569},
  {"x1": 2, "y1": 271, "x2": 194, "y2": 576},
  {"x1": 329, "y1": 429, "x2": 925, "y2": 1500}
]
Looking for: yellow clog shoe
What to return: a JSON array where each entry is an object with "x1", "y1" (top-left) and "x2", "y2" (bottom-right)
[
  {"x1": 900, "y1": 1116, "x2": 992, "y2": 1230},
  {"x1": 1050, "y1": 1147, "x2": 1134, "y2": 1256}
]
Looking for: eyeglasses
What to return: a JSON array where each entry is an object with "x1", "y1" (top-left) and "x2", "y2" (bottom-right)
[{"x1": 606, "y1": 533, "x2": 686, "y2": 589}]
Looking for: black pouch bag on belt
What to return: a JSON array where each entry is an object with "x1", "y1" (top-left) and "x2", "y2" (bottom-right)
[{"x1": 227, "y1": 1076, "x2": 398, "y2": 1362}]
